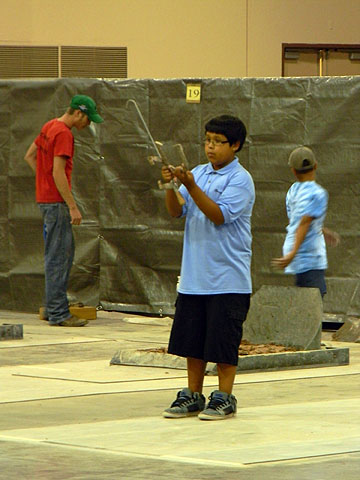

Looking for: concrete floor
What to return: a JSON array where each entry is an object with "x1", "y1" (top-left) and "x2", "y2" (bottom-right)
[{"x1": 0, "y1": 309, "x2": 359, "y2": 480}]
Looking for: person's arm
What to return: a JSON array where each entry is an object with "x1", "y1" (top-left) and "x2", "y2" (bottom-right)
[
  {"x1": 172, "y1": 165, "x2": 224, "y2": 225},
  {"x1": 24, "y1": 142, "x2": 37, "y2": 173},
  {"x1": 53, "y1": 156, "x2": 82, "y2": 225},
  {"x1": 272, "y1": 215, "x2": 313, "y2": 269},
  {"x1": 164, "y1": 189, "x2": 184, "y2": 218}
]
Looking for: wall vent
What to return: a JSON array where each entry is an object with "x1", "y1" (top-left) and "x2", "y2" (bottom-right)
[
  {"x1": 0, "y1": 46, "x2": 59, "y2": 78},
  {"x1": 0, "y1": 45, "x2": 127, "y2": 79},
  {"x1": 61, "y1": 46, "x2": 127, "y2": 78}
]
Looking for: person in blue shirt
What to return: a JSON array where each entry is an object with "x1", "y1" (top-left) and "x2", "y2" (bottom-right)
[
  {"x1": 161, "y1": 115, "x2": 255, "y2": 420},
  {"x1": 272, "y1": 146, "x2": 339, "y2": 296}
]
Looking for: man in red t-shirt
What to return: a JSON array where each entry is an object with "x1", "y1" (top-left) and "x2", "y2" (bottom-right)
[{"x1": 24, "y1": 95, "x2": 104, "y2": 327}]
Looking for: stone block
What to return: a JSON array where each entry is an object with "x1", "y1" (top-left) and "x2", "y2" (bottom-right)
[
  {"x1": 110, "y1": 348, "x2": 189, "y2": 369},
  {"x1": 243, "y1": 285, "x2": 323, "y2": 350},
  {"x1": 0, "y1": 324, "x2": 23, "y2": 340},
  {"x1": 332, "y1": 317, "x2": 360, "y2": 343},
  {"x1": 110, "y1": 346, "x2": 349, "y2": 373}
]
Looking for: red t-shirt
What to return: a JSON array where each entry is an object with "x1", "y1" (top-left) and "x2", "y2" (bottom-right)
[{"x1": 35, "y1": 119, "x2": 74, "y2": 203}]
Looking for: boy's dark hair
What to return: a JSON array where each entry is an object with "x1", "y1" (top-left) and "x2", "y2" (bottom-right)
[{"x1": 205, "y1": 115, "x2": 247, "y2": 152}]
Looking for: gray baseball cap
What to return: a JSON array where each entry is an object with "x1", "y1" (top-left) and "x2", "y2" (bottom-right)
[{"x1": 288, "y1": 146, "x2": 316, "y2": 172}]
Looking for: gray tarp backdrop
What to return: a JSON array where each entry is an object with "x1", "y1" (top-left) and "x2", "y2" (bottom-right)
[{"x1": 0, "y1": 77, "x2": 359, "y2": 316}]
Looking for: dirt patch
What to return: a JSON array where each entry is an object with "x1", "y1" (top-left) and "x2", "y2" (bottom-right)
[
  {"x1": 239, "y1": 340, "x2": 297, "y2": 355},
  {"x1": 139, "y1": 341, "x2": 298, "y2": 357},
  {"x1": 141, "y1": 347, "x2": 168, "y2": 354}
]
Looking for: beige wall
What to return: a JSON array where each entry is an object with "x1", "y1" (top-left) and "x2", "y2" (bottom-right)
[
  {"x1": 248, "y1": 0, "x2": 360, "y2": 77},
  {"x1": 0, "y1": 0, "x2": 359, "y2": 78}
]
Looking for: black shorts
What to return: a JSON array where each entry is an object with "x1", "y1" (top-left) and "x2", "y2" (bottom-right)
[
  {"x1": 168, "y1": 293, "x2": 250, "y2": 366},
  {"x1": 295, "y1": 269, "x2": 326, "y2": 298}
]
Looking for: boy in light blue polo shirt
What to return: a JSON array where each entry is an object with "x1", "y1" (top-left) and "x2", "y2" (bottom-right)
[
  {"x1": 161, "y1": 115, "x2": 255, "y2": 420},
  {"x1": 272, "y1": 146, "x2": 339, "y2": 296}
]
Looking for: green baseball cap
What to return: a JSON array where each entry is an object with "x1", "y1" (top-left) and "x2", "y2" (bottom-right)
[{"x1": 70, "y1": 94, "x2": 104, "y2": 123}]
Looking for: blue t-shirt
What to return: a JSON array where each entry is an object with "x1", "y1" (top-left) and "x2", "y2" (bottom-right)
[
  {"x1": 177, "y1": 158, "x2": 255, "y2": 294},
  {"x1": 283, "y1": 181, "x2": 328, "y2": 274}
]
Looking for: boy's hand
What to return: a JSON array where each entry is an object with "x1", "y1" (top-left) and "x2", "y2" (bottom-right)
[
  {"x1": 161, "y1": 165, "x2": 175, "y2": 183},
  {"x1": 69, "y1": 205, "x2": 82, "y2": 225},
  {"x1": 173, "y1": 164, "x2": 195, "y2": 190},
  {"x1": 323, "y1": 228, "x2": 340, "y2": 247},
  {"x1": 271, "y1": 252, "x2": 295, "y2": 270}
]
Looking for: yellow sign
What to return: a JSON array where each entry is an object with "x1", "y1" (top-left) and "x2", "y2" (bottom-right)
[{"x1": 186, "y1": 84, "x2": 201, "y2": 103}]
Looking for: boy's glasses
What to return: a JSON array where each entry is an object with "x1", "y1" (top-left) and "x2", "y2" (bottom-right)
[{"x1": 203, "y1": 138, "x2": 229, "y2": 147}]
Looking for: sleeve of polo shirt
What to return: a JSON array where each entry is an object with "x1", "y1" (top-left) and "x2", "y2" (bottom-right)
[
  {"x1": 285, "y1": 190, "x2": 291, "y2": 219},
  {"x1": 217, "y1": 171, "x2": 254, "y2": 224},
  {"x1": 303, "y1": 189, "x2": 328, "y2": 219}
]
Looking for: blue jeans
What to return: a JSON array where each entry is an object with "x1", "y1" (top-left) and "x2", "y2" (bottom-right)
[
  {"x1": 295, "y1": 269, "x2": 327, "y2": 298},
  {"x1": 39, "y1": 203, "x2": 75, "y2": 325}
]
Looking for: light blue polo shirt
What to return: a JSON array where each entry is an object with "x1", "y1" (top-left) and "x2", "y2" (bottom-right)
[
  {"x1": 177, "y1": 158, "x2": 255, "y2": 295},
  {"x1": 283, "y1": 181, "x2": 328, "y2": 274}
]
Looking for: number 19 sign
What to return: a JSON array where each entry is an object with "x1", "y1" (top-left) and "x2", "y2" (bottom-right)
[{"x1": 186, "y1": 84, "x2": 201, "y2": 103}]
